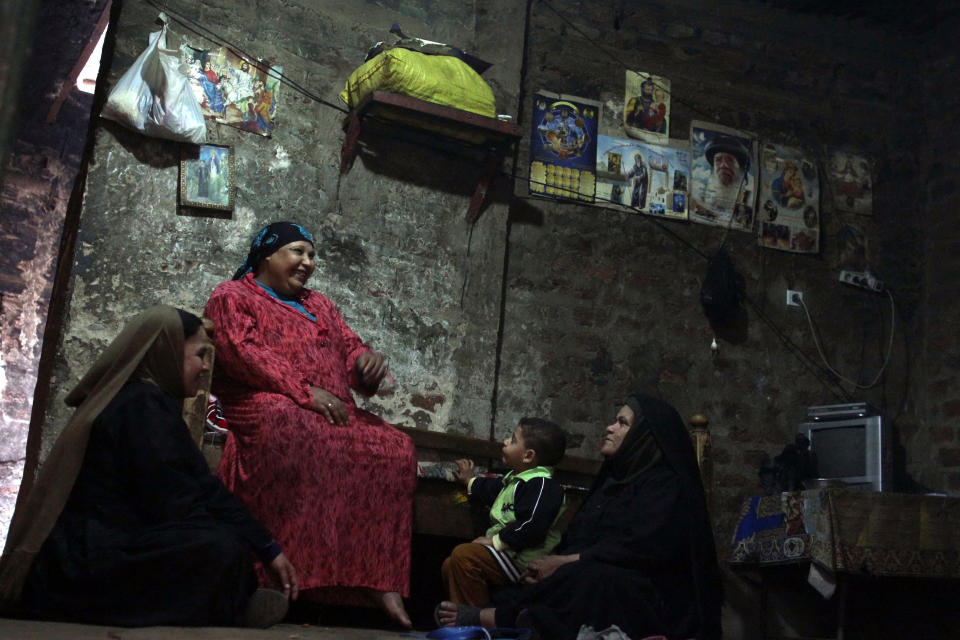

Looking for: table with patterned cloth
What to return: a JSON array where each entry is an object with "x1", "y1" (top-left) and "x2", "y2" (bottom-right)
[{"x1": 729, "y1": 487, "x2": 960, "y2": 583}]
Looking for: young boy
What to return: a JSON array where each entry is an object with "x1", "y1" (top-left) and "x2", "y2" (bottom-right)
[{"x1": 441, "y1": 417, "x2": 567, "y2": 607}]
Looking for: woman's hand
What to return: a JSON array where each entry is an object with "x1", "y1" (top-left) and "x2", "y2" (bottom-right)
[
  {"x1": 310, "y1": 386, "x2": 348, "y2": 425},
  {"x1": 355, "y1": 352, "x2": 388, "y2": 390},
  {"x1": 521, "y1": 553, "x2": 580, "y2": 584},
  {"x1": 267, "y1": 552, "x2": 299, "y2": 600},
  {"x1": 453, "y1": 459, "x2": 475, "y2": 486}
]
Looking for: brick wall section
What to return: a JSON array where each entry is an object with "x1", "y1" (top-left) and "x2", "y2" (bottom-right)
[
  {"x1": 918, "y1": 14, "x2": 960, "y2": 492},
  {"x1": 498, "y1": 0, "x2": 925, "y2": 547}
]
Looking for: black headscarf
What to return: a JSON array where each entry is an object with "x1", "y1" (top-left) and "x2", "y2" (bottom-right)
[{"x1": 232, "y1": 221, "x2": 315, "y2": 280}]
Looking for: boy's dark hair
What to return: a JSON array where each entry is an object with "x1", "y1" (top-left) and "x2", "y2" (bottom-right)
[{"x1": 518, "y1": 418, "x2": 567, "y2": 467}]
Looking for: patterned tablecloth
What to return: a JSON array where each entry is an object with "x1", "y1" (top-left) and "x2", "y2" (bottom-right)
[{"x1": 728, "y1": 488, "x2": 960, "y2": 578}]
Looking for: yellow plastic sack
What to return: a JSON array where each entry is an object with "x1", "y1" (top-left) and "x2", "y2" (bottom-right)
[{"x1": 340, "y1": 48, "x2": 495, "y2": 118}]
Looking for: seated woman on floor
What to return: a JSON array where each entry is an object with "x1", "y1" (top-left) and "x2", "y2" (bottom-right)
[
  {"x1": 204, "y1": 221, "x2": 417, "y2": 628},
  {"x1": 436, "y1": 393, "x2": 723, "y2": 640},
  {"x1": 0, "y1": 306, "x2": 297, "y2": 628}
]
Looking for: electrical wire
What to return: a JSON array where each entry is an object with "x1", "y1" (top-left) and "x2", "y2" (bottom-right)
[
  {"x1": 798, "y1": 289, "x2": 896, "y2": 391},
  {"x1": 138, "y1": 0, "x2": 853, "y2": 401},
  {"x1": 313, "y1": 111, "x2": 855, "y2": 401},
  {"x1": 538, "y1": 0, "x2": 720, "y2": 123},
  {"x1": 143, "y1": 0, "x2": 349, "y2": 114}
]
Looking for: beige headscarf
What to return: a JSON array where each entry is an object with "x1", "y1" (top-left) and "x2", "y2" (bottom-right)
[{"x1": 0, "y1": 305, "x2": 186, "y2": 604}]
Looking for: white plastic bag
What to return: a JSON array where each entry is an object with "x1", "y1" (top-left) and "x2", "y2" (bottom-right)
[{"x1": 101, "y1": 14, "x2": 206, "y2": 143}]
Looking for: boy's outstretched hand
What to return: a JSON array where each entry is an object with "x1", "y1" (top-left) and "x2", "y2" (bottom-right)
[{"x1": 453, "y1": 458, "x2": 475, "y2": 486}]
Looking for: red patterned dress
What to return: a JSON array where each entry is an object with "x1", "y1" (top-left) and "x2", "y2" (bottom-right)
[{"x1": 204, "y1": 274, "x2": 416, "y2": 602}]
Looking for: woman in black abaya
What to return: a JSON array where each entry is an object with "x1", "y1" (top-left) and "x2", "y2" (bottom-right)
[
  {"x1": 437, "y1": 393, "x2": 723, "y2": 640},
  {"x1": 0, "y1": 306, "x2": 297, "y2": 627}
]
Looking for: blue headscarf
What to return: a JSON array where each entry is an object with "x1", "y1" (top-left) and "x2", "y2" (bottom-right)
[{"x1": 233, "y1": 221, "x2": 314, "y2": 280}]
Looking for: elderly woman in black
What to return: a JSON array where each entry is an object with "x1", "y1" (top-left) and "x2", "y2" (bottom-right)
[
  {"x1": 436, "y1": 393, "x2": 723, "y2": 640},
  {"x1": 0, "y1": 306, "x2": 297, "y2": 628}
]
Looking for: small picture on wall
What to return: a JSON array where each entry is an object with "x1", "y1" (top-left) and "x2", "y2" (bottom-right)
[
  {"x1": 828, "y1": 149, "x2": 873, "y2": 215},
  {"x1": 179, "y1": 144, "x2": 234, "y2": 211},
  {"x1": 624, "y1": 70, "x2": 670, "y2": 145}
]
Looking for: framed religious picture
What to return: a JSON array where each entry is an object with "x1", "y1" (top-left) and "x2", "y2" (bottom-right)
[{"x1": 179, "y1": 144, "x2": 234, "y2": 211}]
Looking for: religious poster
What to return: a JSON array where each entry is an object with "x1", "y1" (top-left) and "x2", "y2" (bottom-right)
[
  {"x1": 758, "y1": 143, "x2": 820, "y2": 253},
  {"x1": 828, "y1": 150, "x2": 873, "y2": 215},
  {"x1": 595, "y1": 135, "x2": 690, "y2": 220},
  {"x1": 180, "y1": 44, "x2": 282, "y2": 137},
  {"x1": 836, "y1": 223, "x2": 869, "y2": 271},
  {"x1": 529, "y1": 91, "x2": 600, "y2": 203},
  {"x1": 179, "y1": 143, "x2": 234, "y2": 211},
  {"x1": 623, "y1": 70, "x2": 670, "y2": 145},
  {"x1": 689, "y1": 120, "x2": 758, "y2": 232}
]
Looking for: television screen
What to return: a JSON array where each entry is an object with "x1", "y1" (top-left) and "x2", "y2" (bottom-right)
[
  {"x1": 798, "y1": 411, "x2": 886, "y2": 491},
  {"x1": 811, "y1": 424, "x2": 866, "y2": 477}
]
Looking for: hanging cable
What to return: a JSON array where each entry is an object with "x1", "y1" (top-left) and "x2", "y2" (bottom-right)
[
  {"x1": 539, "y1": 0, "x2": 720, "y2": 123},
  {"x1": 332, "y1": 115, "x2": 854, "y2": 401},
  {"x1": 797, "y1": 289, "x2": 895, "y2": 391},
  {"x1": 143, "y1": 0, "x2": 349, "y2": 114},
  {"x1": 133, "y1": 0, "x2": 852, "y2": 401}
]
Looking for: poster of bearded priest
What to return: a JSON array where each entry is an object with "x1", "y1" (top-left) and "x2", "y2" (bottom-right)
[{"x1": 689, "y1": 121, "x2": 759, "y2": 232}]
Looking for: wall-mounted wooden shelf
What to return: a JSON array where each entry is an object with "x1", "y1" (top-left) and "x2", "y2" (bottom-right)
[{"x1": 340, "y1": 90, "x2": 523, "y2": 223}]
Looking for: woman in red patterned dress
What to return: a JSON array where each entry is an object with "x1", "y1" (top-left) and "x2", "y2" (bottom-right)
[{"x1": 204, "y1": 222, "x2": 416, "y2": 628}]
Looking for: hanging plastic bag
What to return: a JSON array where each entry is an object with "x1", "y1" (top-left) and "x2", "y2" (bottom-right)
[{"x1": 101, "y1": 13, "x2": 206, "y2": 143}]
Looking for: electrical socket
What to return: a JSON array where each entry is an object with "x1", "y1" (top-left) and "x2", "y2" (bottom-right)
[
  {"x1": 839, "y1": 270, "x2": 884, "y2": 292},
  {"x1": 786, "y1": 289, "x2": 803, "y2": 307}
]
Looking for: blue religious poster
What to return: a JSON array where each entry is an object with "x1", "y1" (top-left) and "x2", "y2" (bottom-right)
[
  {"x1": 529, "y1": 91, "x2": 600, "y2": 202},
  {"x1": 595, "y1": 135, "x2": 690, "y2": 220}
]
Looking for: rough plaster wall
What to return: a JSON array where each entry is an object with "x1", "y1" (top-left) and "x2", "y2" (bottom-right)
[
  {"x1": 499, "y1": 0, "x2": 923, "y2": 564},
  {"x1": 40, "y1": 0, "x2": 526, "y2": 459},
  {"x1": 0, "y1": 0, "x2": 104, "y2": 549}
]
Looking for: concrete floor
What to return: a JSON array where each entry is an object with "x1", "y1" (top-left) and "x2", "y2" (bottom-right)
[{"x1": 0, "y1": 618, "x2": 426, "y2": 639}]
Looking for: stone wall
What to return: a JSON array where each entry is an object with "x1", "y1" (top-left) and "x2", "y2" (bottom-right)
[
  {"x1": 39, "y1": 0, "x2": 527, "y2": 459},
  {"x1": 0, "y1": 0, "x2": 106, "y2": 549}
]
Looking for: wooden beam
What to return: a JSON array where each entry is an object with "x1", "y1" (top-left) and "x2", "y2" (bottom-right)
[{"x1": 46, "y1": 0, "x2": 111, "y2": 123}]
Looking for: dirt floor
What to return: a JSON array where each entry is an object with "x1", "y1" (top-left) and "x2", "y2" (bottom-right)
[{"x1": 0, "y1": 618, "x2": 429, "y2": 639}]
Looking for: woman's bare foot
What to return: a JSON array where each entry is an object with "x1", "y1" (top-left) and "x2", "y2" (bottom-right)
[{"x1": 368, "y1": 589, "x2": 412, "y2": 629}]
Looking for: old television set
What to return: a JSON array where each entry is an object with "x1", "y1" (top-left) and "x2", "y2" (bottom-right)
[{"x1": 797, "y1": 403, "x2": 888, "y2": 492}]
